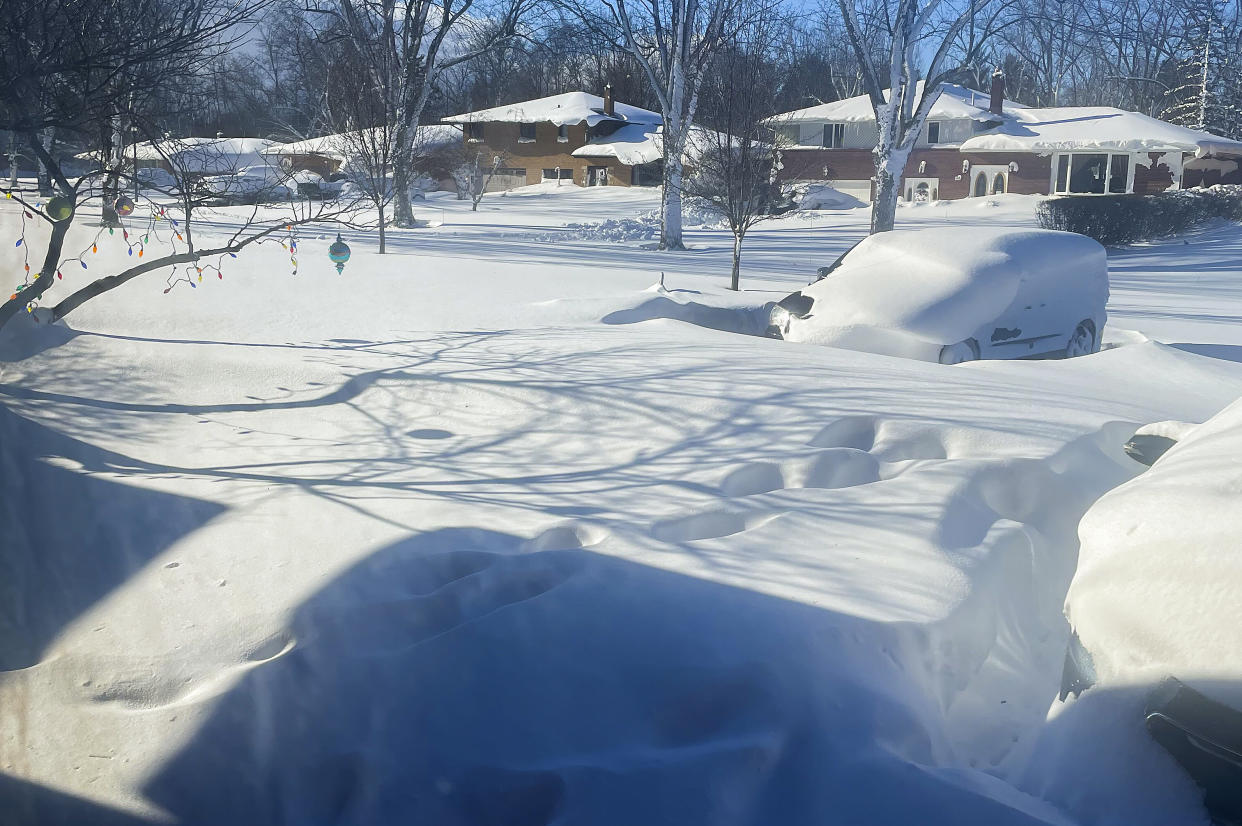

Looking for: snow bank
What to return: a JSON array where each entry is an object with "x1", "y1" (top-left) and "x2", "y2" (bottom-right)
[
  {"x1": 782, "y1": 227, "x2": 1108, "y2": 361},
  {"x1": 1067, "y1": 397, "x2": 1242, "y2": 704},
  {"x1": 797, "y1": 184, "x2": 867, "y2": 210}
]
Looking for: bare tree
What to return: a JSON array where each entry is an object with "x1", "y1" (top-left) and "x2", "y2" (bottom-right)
[
  {"x1": 0, "y1": 0, "x2": 367, "y2": 335},
  {"x1": 836, "y1": 0, "x2": 1004, "y2": 233},
  {"x1": 448, "y1": 150, "x2": 506, "y2": 209},
  {"x1": 685, "y1": 28, "x2": 794, "y2": 290},
  {"x1": 311, "y1": 0, "x2": 532, "y2": 229},
  {"x1": 568, "y1": 0, "x2": 749, "y2": 250}
]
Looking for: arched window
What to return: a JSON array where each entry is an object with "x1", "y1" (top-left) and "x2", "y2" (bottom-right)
[
  {"x1": 914, "y1": 182, "x2": 930, "y2": 202},
  {"x1": 992, "y1": 173, "x2": 1006, "y2": 194},
  {"x1": 974, "y1": 173, "x2": 988, "y2": 196}
]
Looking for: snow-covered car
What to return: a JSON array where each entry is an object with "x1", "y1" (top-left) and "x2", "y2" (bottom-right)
[
  {"x1": 199, "y1": 165, "x2": 294, "y2": 205},
  {"x1": 768, "y1": 227, "x2": 1109, "y2": 363},
  {"x1": 1063, "y1": 405, "x2": 1242, "y2": 824}
]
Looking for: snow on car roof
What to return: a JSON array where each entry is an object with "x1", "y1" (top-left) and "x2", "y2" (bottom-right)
[
  {"x1": 961, "y1": 107, "x2": 1242, "y2": 157},
  {"x1": 442, "y1": 91, "x2": 662, "y2": 127},
  {"x1": 774, "y1": 82, "x2": 1023, "y2": 124},
  {"x1": 793, "y1": 227, "x2": 1106, "y2": 345}
]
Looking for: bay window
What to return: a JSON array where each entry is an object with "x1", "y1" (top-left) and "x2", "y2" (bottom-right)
[{"x1": 1053, "y1": 152, "x2": 1131, "y2": 194}]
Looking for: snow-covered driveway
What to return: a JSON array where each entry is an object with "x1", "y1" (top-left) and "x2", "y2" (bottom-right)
[{"x1": 2, "y1": 189, "x2": 1241, "y2": 824}]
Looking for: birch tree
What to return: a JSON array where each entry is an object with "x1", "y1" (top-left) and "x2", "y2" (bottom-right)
[
  {"x1": 579, "y1": 0, "x2": 746, "y2": 250},
  {"x1": 836, "y1": 0, "x2": 1000, "y2": 233},
  {"x1": 315, "y1": 0, "x2": 530, "y2": 229}
]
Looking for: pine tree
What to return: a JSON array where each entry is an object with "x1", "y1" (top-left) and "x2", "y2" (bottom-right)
[{"x1": 1164, "y1": 0, "x2": 1242, "y2": 138}]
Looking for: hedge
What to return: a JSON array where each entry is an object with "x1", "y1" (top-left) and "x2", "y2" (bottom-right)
[{"x1": 1035, "y1": 185, "x2": 1242, "y2": 246}]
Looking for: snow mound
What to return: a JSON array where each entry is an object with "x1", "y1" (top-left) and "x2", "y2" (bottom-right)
[
  {"x1": 1067, "y1": 395, "x2": 1242, "y2": 706},
  {"x1": 782, "y1": 227, "x2": 1108, "y2": 361},
  {"x1": 797, "y1": 184, "x2": 866, "y2": 210}
]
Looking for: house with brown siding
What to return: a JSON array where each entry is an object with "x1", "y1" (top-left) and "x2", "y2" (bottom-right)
[
  {"x1": 773, "y1": 72, "x2": 1242, "y2": 203},
  {"x1": 442, "y1": 89, "x2": 664, "y2": 190}
]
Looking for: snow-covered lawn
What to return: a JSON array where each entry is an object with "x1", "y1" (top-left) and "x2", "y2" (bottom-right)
[{"x1": 2, "y1": 187, "x2": 1240, "y2": 824}]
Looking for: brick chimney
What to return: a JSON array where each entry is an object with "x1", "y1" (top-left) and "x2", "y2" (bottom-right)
[
  {"x1": 989, "y1": 69, "x2": 1005, "y2": 117},
  {"x1": 603, "y1": 84, "x2": 615, "y2": 117}
]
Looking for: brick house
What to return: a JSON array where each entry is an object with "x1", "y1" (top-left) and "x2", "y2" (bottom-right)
[
  {"x1": 442, "y1": 89, "x2": 664, "y2": 190},
  {"x1": 773, "y1": 72, "x2": 1242, "y2": 203}
]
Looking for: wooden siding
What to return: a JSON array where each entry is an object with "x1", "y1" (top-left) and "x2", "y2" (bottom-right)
[{"x1": 460, "y1": 121, "x2": 637, "y2": 187}]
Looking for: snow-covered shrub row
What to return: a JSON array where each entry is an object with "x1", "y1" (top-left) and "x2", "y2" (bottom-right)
[
  {"x1": 558, "y1": 217, "x2": 662, "y2": 242},
  {"x1": 552, "y1": 206, "x2": 727, "y2": 242},
  {"x1": 1036, "y1": 185, "x2": 1242, "y2": 246}
]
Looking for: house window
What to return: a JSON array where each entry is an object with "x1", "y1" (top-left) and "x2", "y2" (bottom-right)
[
  {"x1": 466, "y1": 123, "x2": 484, "y2": 142},
  {"x1": 1108, "y1": 154, "x2": 1129, "y2": 193},
  {"x1": 822, "y1": 123, "x2": 845, "y2": 148},
  {"x1": 992, "y1": 172, "x2": 1006, "y2": 194},
  {"x1": 927, "y1": 121, "x2": 941, "y2": 144},
  {"x1": 557, "y1": 124, "x2": 569, "y2": 143},
  {"x1": 518, "y1": 123, "x2": 537, "y2": 143},
  {"x1": 1053, "y1": 152, "x2": 1131, "y2": 194},
  {"x1": 542, "y1": 167, "x2": 573, "y2": 180},
  {"x1": 775, "y1": 125, "x2": 800, "y2": 146}
]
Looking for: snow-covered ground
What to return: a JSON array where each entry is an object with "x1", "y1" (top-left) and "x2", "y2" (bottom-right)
[{"x1": 1, "y1": 187, "x2": 1240, "y2": 825}]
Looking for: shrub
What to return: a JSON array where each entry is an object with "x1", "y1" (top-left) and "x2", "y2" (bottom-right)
[{"x1": 1036, "y1": 185, "x2": 1242, "y2": 246}]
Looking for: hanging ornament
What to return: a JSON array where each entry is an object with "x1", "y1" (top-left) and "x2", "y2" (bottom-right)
[
  {"x1": 114, "y1": 195, "x2": 135, "y2": 217},
  {"x1": 46, "y1": 196, "x2": 73, "y2": 221},
  {"x1": 328, "y1": 234, "x2": 351, "y2": 274}
]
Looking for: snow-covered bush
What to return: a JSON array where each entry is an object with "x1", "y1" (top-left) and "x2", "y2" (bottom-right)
[{"x1": 1037, "y1": 185, "x2": 1242, "y2": 246}]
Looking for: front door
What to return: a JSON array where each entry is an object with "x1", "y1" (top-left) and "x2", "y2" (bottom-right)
[{"x1": 587, "y1": 166, "x2": 608, "y2": 186}]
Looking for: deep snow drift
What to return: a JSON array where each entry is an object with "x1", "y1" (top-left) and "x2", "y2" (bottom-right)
[{"x1": 2, "y1": 188, "x2": 1241, "y2": 825}]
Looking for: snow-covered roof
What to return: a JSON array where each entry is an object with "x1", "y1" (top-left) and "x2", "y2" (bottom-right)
[
  {"x1": 264, "y1": 125, "x2": 462, "y2": 161},
  {"x1": 572, "y1": 123, "x2": 662, "y2": 164},
  {"x1": 571, "y1": 123, "x2": 722, "y2": 165},
  {"x1": 79, "y1": 137, "x2": 279, "y2": 173},
  {"x1": 961, "y1": 107, "x2": 1242, "y2": 157},
  {"x1": 774, "y1": 83, "x2": 1022, "y2": 125},
  {"x1": 135, "y1": 137, "x2": 276, "y2": 163},
  {"x1": 443, "y1": 91, "x2": 662, "y2": 127}
]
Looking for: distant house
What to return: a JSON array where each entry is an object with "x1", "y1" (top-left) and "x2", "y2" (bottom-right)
[
  {"x1": 126, "y1": 137, "x2": 277, "y2": 178},
  {"x1": 772, "y1": 72, "x2": 1242, "y2": 203},
  {"x1": 262, "y1": 125, "x2": 462, "y2": 188},
  {"x1": 442, "y1": 89, "x2": 665, "y2": 190}
]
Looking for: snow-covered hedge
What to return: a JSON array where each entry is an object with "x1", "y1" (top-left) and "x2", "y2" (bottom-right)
[{"x1": 1036, "y1": 185, "x2": 1242, "y2": 246}]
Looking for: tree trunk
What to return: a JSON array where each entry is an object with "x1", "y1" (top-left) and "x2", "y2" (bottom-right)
[
  {"x1": 730, "y1": 233, "x2": 742, "y2": 290},
  {"x1": 100, "y1": 118, "x2": 123, "y2": 228},
  {"x1": 871, "y1": 168, "x2": 900, "y2": 233},
  {"x1": 391, "y1": 134, "x2": 414, "y2": 227},
  {"x1": 661, "y1": 154, "x2": 686, "y2": 250},
  {"x1": 7, "y1": 133, "x2": 17, "y2": 189},
  {"x1": 36, "y1": 129, "x2": 53, "y2": 197},
  {"x1": 869, "y1": 127, "x2": 910, "y2": 234},
  {"x1": 0, "y1": 218, "x2": 71, "y2": 332},
  {"x1": 378, "y1": 201, "x2": 387, "y2": 254}
]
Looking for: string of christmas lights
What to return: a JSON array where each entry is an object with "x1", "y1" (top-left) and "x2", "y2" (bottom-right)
[{"x1": 6, "y1": 176, "x2": 353, "y2": 313}]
